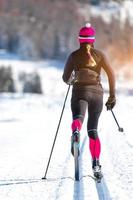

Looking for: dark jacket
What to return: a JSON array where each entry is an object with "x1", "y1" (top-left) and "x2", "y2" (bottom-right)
[{"x1": 62, "y1": 45, "x2": 115, "y2": 97}]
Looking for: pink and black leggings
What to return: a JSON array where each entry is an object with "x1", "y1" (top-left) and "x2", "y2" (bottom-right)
[{"x1": 71, "y1": 87, "x2": 103, "y2": 160}]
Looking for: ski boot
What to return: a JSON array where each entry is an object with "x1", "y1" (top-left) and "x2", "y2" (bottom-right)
[
  {"x1": 71, "y1": 129, "x2": 80, "y2": 156},
  {"x1": 92, "y1": 159, "x2": 103, "y2": 182}
]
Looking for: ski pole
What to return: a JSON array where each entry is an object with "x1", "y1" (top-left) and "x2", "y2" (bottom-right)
[
  {"x1": 110, "y1": 109, "x2": 124, "y2": 132},
  {"x1": 42, "y1": 85, "x2": 71, "y2": 180}
]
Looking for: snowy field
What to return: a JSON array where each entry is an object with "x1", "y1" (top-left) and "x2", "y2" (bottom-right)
[{"x1": 0, "y1": 58, "x2": 132, "y2": 200}]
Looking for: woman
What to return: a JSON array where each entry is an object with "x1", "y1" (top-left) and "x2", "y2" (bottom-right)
[{"x1": 62, "y1": 23, "x2": 116, "y2": 179}]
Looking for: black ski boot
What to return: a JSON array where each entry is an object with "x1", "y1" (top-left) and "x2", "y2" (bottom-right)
[
  {"x1": 71, "y1": 129, "x2": 80, "y2": 156},
  {"x1": 92, "y1": 159, "x2": 103, "y2": 182}
]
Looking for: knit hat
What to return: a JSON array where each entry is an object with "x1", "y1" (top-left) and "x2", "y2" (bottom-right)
[{"x1": 79, "y1": 23, "x2": 95, "y2": 44}]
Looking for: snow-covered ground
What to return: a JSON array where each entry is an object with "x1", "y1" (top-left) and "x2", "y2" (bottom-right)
[{"x1": 0, "y1": 58, "x2": 133, "y2": 200}]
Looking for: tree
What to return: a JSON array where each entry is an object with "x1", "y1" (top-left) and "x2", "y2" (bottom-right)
[
  {"x1": 21, "y1": 71, "x2": 43, "y2": 94},
  {"x1": 0, "y1": 66, "x2": 15, "y2": 92}
]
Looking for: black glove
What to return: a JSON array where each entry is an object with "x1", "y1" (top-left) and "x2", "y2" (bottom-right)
[{"x1": 105, "y1": 96, "x2": 116, "y2": 110}]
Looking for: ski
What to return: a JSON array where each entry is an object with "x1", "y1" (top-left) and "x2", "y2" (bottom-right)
[
  {"x1": 74, "y1": 141, "x2": 80, "y2": 181},
  {"x1": 71, "y1": 130, "x2": 80, "y2": 181}
]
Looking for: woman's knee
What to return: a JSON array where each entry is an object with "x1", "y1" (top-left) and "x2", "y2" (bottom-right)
[{"x1": 88, "y1": 129, "x2": 98, "y2": 139}]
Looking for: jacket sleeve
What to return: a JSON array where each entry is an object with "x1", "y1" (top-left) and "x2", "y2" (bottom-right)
[
  {"x1": 62, "y1": 54, "x2": 74, "y2": 84},
  {"x1": 101, "y1": 53, "x2": 116, "y2": 97}
]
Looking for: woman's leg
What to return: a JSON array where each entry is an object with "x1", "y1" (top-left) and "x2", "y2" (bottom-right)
[
  {"x1": 88, "y1": 129, "x2": 101, "y2": 160},
  {"x1": 87, "y1": 93, "x2": 103, "y2": 161},
  {"x1": 71, "y1": 99, "x2": 87, "y2": 132},
  {"x1": 71, "y1": 97, "x2": 87, "y2": 155}
]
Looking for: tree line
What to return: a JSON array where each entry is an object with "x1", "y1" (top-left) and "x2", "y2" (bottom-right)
[{"x1": 0, "y1": 0, "x2": 132, "y2": 79}]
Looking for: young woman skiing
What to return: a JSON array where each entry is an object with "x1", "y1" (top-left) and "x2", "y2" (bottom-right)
[{"x1": 62, "y1": 23, "x2": 116, "y2": 179}]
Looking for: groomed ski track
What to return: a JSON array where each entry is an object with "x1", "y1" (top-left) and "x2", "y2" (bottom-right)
[
  {"x1": 0, "y1": 134, "x2": 112, "y2": 200},
  {"x1": 0, "y1": 88, "x2": 133, "y2": 199}
]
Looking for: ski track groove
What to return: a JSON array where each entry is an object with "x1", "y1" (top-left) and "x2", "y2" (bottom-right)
[
  {"x1": 79, "y1": 136, "x2": 112, "y2": 200},
  {"x1": 0, "y1": 95, "x2": 131, "y2": 199},
  {"x1": 95, "y1": 178, "x2": 112, "y2": 200},
  {"x1": 48, "y1": 134, "x2": 112, "y2": 200},
  {"x1": 53, "y1": 136, "x2": 87, "y2": 200},
  {"x1": 0, "y1": 127, "x2": 113, "y2": 199},
  {"x1": 52, "y1": 145, "x2": 73, "y2": 200},
  {"x1": 72, "y1": 136, "x2": 87, "y2": 200},
  {"x1": 74, "y1": 135, "x2": 112, "y2": 200}
]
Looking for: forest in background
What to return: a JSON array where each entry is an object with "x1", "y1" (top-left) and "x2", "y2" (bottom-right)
[{"x1": 0, "y1": 0, "x2": 133, "y2": 79}]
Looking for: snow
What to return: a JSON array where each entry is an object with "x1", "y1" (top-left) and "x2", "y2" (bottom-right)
[
  {"x1": 0, "y1": 57, "x2": 132, "y2": 200},
  {"x1": 90, "y1": 0, "x2": 133, "y2": 24}
]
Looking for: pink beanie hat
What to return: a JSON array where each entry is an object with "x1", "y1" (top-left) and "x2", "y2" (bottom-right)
[{"x1": 79, "y1": 23, "x2": 95, "y2": 44}]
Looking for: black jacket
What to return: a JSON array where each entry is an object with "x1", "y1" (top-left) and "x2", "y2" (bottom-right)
[{"x1": 62, "y1": 44, "x2": 115, "y2": 97}]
